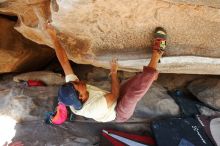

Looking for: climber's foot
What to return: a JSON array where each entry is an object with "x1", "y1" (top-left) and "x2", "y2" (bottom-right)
[{"x1": 152, "y1": 27, "x2": 167, "y2": 57}]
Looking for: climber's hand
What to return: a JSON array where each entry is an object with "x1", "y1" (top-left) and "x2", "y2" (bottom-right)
[
  {"x1": 110, "y1": 58, "x2": 118, "y2": 74},
  {"x1": 44, "y1": 23, "x2": 57, "y2": 37}
]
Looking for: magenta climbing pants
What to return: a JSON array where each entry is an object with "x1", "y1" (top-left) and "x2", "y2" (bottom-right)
[{"x1": 115, "y1": 66, "x2": 159, "y2": 122}]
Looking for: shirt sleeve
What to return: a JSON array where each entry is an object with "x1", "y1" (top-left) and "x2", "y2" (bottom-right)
[{"x1": 65, "y1": 74, "x2": 79, "y2": 82}]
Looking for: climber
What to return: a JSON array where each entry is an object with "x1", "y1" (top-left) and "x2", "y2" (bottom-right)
[{"x1": 45, "y1": 23, "x2": 166, "y2": 123}]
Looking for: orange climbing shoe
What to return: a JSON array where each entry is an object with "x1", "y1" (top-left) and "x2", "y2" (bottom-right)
[{"x1": 152, "y1": 27, "x2": 167, "y2": 54}]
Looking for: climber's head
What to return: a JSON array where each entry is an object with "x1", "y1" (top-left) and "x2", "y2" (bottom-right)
[
  {"x1": 58, "y1": 81, "x2": 88, "y2": 110},
  {"x1": 72, "y1": 80, "x2": 89, "y2": 103}
]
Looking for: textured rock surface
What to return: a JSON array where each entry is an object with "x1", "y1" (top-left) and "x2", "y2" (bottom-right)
[
  {"x1": 134, "y1": 83, "x2": 180, "y2": 118},
  {"x1": 13, "y1": 71, "x2": 65, "y2": 85},
  {"x1": 157, "y1": 74, "x2": 204, "y2": 90},
  {"x1": 0, "y1": 79, "x2": 59, "y2": 122},
  {"x1": 188, "y1": 78, "x2": 220, "y2": 110},
  {"x1": 166, "y1": 0, "x2": 220, "y2": 8},
  {"x1": 0, "y1": 0, "x2": 220, "y2": 74},
  {"x1": 198, "y1": 106, "x2": 220, "y2": 116},
  {"x1": 0, "y1": 15, "x2": 54, "y2": 73}
]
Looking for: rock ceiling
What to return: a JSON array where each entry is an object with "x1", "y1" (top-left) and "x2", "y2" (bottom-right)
[{"x1": 0, "y1": 0, "x2": 220, "y2": 74}]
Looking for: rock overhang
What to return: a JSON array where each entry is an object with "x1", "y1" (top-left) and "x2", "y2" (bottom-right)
[{"x1": 0, "y1": 0, "x2": 220, "y2": 74}]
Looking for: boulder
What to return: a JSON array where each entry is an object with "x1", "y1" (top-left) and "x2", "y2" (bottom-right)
[
  {"x1": 13, "y1": 71, "x2": 65, "y2": 85},
  {"x1": 0, "y1": 88, "x2": 37, "y2": 122},
  {"x1": 188, "y1": 78, "x2": 220, "y2": 110},
  {"x1": 0, "y1": 80, "x2": 59, "y2": 122},
  {"x1": 133, "y1": 83, "x2": 180, "y2": 118},
  {"x1": 157, "y1": 74, "x2": 204, "y2": 90},
  {"x1": 0, "y1": 15, "x2": 55, "y2": 73},
  {"x1": 0, "y1": 0, "x2": 220, "y2": 74},
  {"x1": 198, "y1": 106, "x2": 220, "y2": 116}
]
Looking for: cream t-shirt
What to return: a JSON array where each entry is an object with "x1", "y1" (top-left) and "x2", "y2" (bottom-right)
[{"x1": 65, "y1": 74, "x2": 116, "y2": 122}]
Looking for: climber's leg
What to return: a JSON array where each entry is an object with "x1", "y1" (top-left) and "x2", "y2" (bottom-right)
[{"x1": 115, "y1": 27, "x2": 167, "y2": 122}]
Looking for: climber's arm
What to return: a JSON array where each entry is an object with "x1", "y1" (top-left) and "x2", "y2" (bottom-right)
[
  {"x1": 45, "y1": 24, "x2": 76, "y2": 77},
  {"x1": 105, "y1": 59, "x2": 120, "y2": 108}
]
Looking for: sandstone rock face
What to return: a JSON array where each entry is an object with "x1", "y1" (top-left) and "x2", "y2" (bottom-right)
[
  {"x1": 166, "y1": 0, "x2": 220, "y2": 8},
  {"x1": 0, "y1": 15, "x2": 54, "y2": 72},
  {"x1": 188, "y1": 78, "x2": 220, "y2": 110},
  {"x1": 13, "y1": 71, "x2": 65, "y2": 85},
  {"x1": 0, "y1": 0, "x2": 220, "y2": 74}
]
